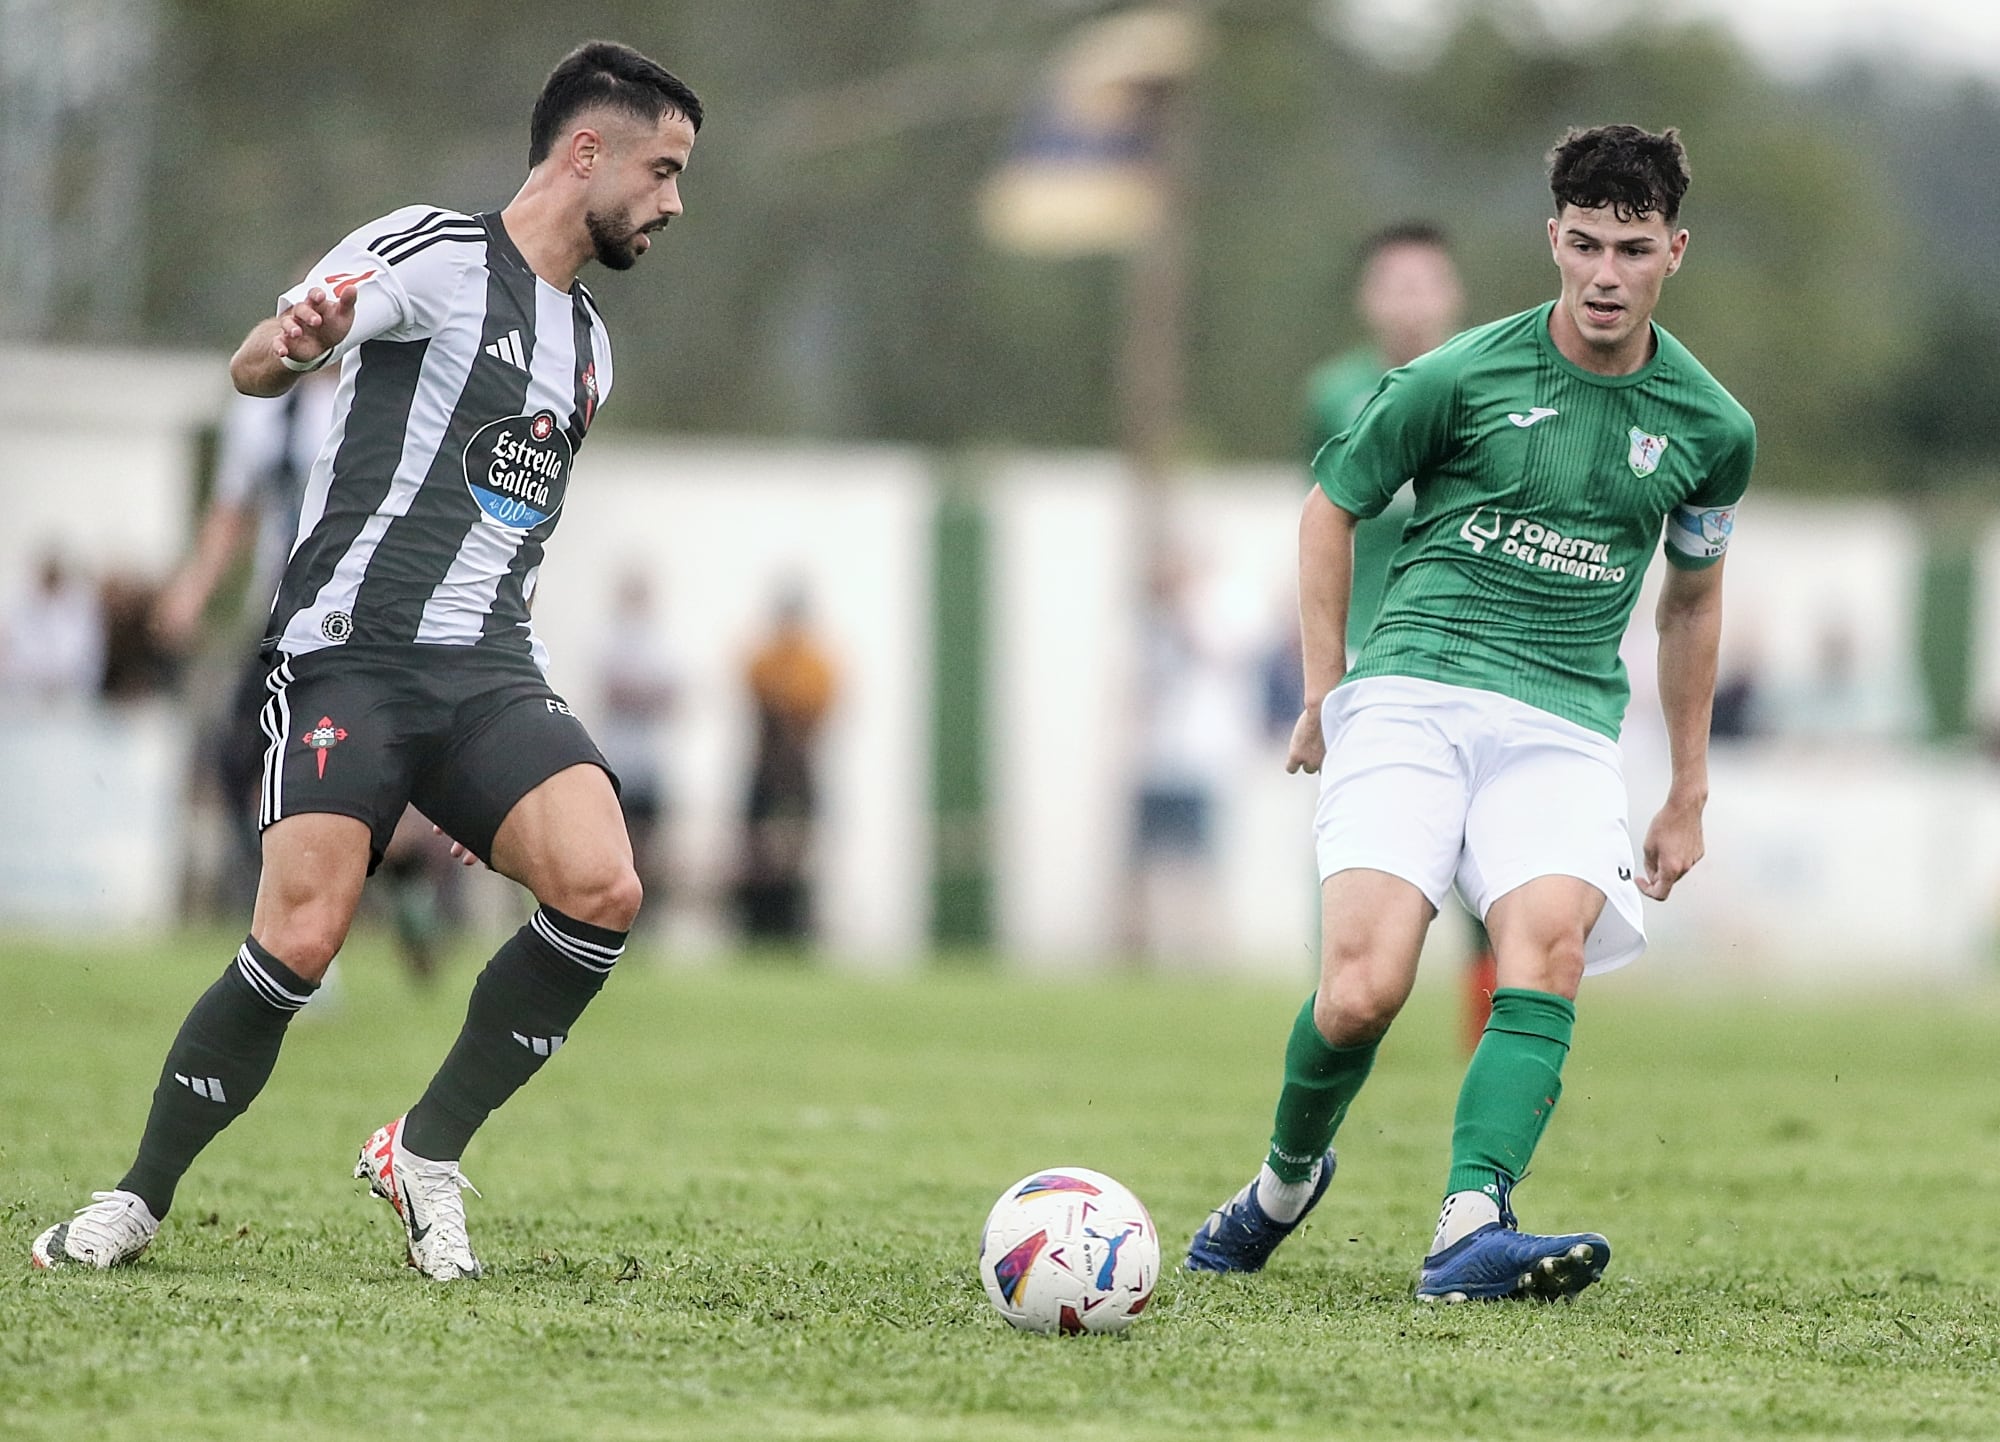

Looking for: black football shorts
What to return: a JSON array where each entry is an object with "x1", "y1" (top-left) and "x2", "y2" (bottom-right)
[{"x1": 255, "y1": 643, "x2": 617, "y2": 870}]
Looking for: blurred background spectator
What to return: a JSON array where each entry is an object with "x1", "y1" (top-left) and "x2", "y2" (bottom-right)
[
  {"x1": 736, "y1": 584, "x2": 839, "y2": 948},
  {"x1": 1, "y1": 551, "x2": 105, "y2": 703}
]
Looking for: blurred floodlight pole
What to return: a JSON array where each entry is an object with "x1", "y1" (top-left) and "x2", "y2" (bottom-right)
[
  {"x1": 980, "y1": 5, "x2": 1209, "y2": 963},
  {"x1": 0, "y1": 0, "x2": 158, "y2": 341},
  {"x1": 979, "y1": 6, "x2": 1208, "y2": 503}
]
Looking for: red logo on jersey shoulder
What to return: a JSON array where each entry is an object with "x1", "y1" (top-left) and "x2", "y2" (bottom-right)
[
  {"x1": 580, "y1": 362, "x2": 599, "y2": 427},
  {"x1": 323, "y1": 269, "x2": 377, "y2": 301},
  {"x1": 301, "y1": 716, "x2": 349, "y2": 779}
]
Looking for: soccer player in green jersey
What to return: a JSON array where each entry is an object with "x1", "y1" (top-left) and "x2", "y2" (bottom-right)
[
  {"x1": 1188, "y1": 124, "x2": 1753, "y2": 1302},
  {"x1": 1302, "y1": 223, "x2": 1499, "y2": 1054}
]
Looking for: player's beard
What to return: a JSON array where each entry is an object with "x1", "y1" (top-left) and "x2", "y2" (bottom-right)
[{"x1": 586, "y1": 210, "x2": 651, "y2": 271}]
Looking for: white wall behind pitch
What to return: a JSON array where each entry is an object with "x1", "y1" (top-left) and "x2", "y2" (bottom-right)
[
  {"x1": 530, "y1": 438, "x2": 933, "y2": 968},
  {"x1": 0, "y1": 348, "x2": 219, "y2": 587}
]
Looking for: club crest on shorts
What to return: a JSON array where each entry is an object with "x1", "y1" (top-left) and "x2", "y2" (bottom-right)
[
  {"x1": 301, "y1": 716, "x2": 348, "y2": 779},
  {"x1": 1627, "y1": 427, "x2": 1669, "y2": 478}
]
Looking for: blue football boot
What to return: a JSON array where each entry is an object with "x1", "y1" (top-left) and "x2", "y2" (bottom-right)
[
  {"x1": 1415, "y1": 1177, "x2": 1609, "y2": 1302},
  {"x1": 1185, "y1": 1151, "x2": 1335, "y2": 1273}
]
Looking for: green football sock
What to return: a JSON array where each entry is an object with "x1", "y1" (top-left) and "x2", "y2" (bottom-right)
[
  {"x1": 1264, "y1": 995, "x2": 1378, "y2": 1184},
  {"x1": 1443, "y1": 987, "x2": 1576, "y2": 1199}
]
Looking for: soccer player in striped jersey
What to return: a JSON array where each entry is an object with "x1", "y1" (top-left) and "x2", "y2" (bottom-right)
[
  {"x1": 32, "y1": 42, "x2": 701, "y2": 1281},
  {"x1": 1187, "y1": 125, "x2": 1754, "y2": 1301}
]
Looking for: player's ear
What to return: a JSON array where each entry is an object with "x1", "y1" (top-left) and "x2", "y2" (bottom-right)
[
  {"x1": 1665, "y1": 227, "x2": 1689, "y2": 276},
  {"x1": 569, "y1": 126, "x2": 604, "y2": 179}
]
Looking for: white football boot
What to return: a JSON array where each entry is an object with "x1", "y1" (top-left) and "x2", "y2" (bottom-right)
[
  {"x1": 355, "y1": 1116, "x2": 484, "y2": 1281},
  {"x1": 30, "y1": 1190, "x2": 160, "y2": 1270}
]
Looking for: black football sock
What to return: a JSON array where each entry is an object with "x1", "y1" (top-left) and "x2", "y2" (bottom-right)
[
  {"x1": 400, "y1": 906, "x2": 625, "y2": 1160},
  {"x1": 117, "y1": 939, "x2": 319, "y2": 1218}
]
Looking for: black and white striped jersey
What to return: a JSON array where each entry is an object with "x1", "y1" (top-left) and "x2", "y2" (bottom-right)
[{"x1": 264, "y1": 205, "x2": 615, "y2": 670}]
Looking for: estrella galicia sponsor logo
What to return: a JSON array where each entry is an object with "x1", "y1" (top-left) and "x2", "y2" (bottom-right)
[{"x1": 462, "y1": 410, "x2": 572, "y2": 530}]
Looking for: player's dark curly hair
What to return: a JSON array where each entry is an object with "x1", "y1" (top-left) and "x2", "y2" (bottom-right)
[
  {"x1": 1548, "y1": 125, "x2": 1689, "y2": 225},
  {"x1": 530, "y1": 41, "x2": 703, "y2": 166}
]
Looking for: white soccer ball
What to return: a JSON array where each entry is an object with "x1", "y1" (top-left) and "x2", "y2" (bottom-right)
[{"x1": 978, "y1": 1166, "x2": 1160, "y2": 1335}]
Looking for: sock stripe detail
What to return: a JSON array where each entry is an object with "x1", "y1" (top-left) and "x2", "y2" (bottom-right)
[
  {"x1": 235, "y1": 945, "x2": 313, "y2": 1012},
  {"x1": 511, "y1": 1031, "x2": 565, "y2": 1057},
  {"x1": 530, "y1": 909, "x2": 623, "y2": 973}
]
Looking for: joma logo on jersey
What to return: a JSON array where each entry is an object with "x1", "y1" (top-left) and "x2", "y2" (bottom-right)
[{"x1": 462, "y1": 410, "x2": 573, "y2": 530}]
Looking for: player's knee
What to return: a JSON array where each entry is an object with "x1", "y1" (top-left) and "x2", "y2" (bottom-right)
[
  {"x1": 250, "y1": 920, "x2": 343, "y2": 982},
  {"x1": 552, "y1": 863, "x2": 643, "y2": 933},
  {"x1": 1501, "y1": 933, "x2": 1588, "y2": 998},
  {"x1": 1314, "y1": 968, "x2": 1403, "y2": 1045}
]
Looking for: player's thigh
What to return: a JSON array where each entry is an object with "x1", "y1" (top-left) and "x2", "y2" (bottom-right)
[
  {"x1": 1483, "y1": 874, "x2": 1605, "y2": 999},
  {"x1": 414, "y1": 681, "x2": 634, "y2": 918},
  {"x1": 250, "y1": 812, "x2": 374, "y2": 979},
  {"x1": 488, "y1": 764, "x2": 639, "y2": 925}
]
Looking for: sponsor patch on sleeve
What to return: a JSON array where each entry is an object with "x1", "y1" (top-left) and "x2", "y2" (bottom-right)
[{"x1": 1665, "y1": 504, "x2": 1734, "y2": 561}]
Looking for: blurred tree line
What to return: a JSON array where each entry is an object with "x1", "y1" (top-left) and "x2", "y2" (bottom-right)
[{"x1": 95, "y1": 0, "x2": 2000, "y2": 493}]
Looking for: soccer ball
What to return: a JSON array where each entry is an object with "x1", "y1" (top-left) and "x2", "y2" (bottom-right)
[{"x1": 978, "y1": 1167, "x2": 1160, "y2": 1335}]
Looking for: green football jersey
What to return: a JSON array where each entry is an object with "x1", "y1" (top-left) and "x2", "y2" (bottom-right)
[
  {"x1": 1303, "y1": 347, "x2": 1408, "y2": 651},
  {"x1": 1312, "y1": 302, "x2": 1755, "y2": 739}
]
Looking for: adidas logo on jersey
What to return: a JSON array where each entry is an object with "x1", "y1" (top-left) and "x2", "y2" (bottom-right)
[
  {"x1": 483, "y1": 330, "x2": 527, "y2": 369},
  {"x1": 174, "y1": 1073, "x2": 229, "y2": 1103},
  {"x1": 511, "y1": 1032, "x2": 565, "y2": 1057}
]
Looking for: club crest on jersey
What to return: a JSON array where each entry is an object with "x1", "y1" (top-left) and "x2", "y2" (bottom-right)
[
  {"x1": 1628, "y1": 427, "x2": 1670, "y2": 478},
  {"x1": 580, "y1": 362, "x2": 599, "y2": 427},
  {"x1": 462, "y1": 410, "x2": 573, "y2": 530},
  {"x1": 301, "y1": 716, "x2": 348, "y2": 779}
]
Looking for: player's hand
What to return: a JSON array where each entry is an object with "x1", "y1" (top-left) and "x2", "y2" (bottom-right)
[
  {"x1": 1638, "y1": 791, "x2": 1705, "y2": 900},
  {"x1": 432, "y1": 824, "x2": 482, "y2": 868},
  {"x1": 1285, "y1": 704, "x2": 1327, "y2": 775},
  {"x1": 272, "y1": 284, "x2": 359, "y2": 369}
]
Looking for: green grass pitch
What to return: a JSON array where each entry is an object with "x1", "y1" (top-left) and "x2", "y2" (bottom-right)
[{"x1": 3, "y1": 930, "x2": 1997, "y2": 1441}]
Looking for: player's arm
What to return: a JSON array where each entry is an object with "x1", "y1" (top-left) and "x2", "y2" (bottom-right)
[
  {"x1": 1288, "y1": 487, "x2": 1358, "y2": 775},
  {"x1": 229, "y1": 287, "x2": 359, "y2": 398},
  {"x1": 1291, "y1": 352, "x2": 1457, "y2": 775},
  {"x1": 1640, "y1": 558, "x2": 1726, "y2": 901},
  {"x1": 231, "y1": 206, "x2": 466, "y2": 398}
]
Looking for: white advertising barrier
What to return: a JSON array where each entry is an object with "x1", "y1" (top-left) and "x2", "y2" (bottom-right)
[
  {"x1": 0, "y1": 700, "x2": 186, "y2": 930},
  {"x1": 985, "y1": 459, "x2": 1322, "y2": 974},
  {"x1": 1623, "y1": 738, "x2": 2000, "y2": 981},
  {"x1": 987, "y1": 467, "x2": 1998, "y2": 978},
  {"x1": 0, "y1": 347, "x2": 216, "y2": 585},
  {"x1": 984, "y1": 452, "x2": 1140, "y2": 966},
  {"x1": 528, "y1": 438, "x2": 933, "y2": 969}
]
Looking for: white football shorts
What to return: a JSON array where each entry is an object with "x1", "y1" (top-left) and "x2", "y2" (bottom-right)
[{"x1": 1312, "y1": 675, "x2": 1645, "y2": 974}]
